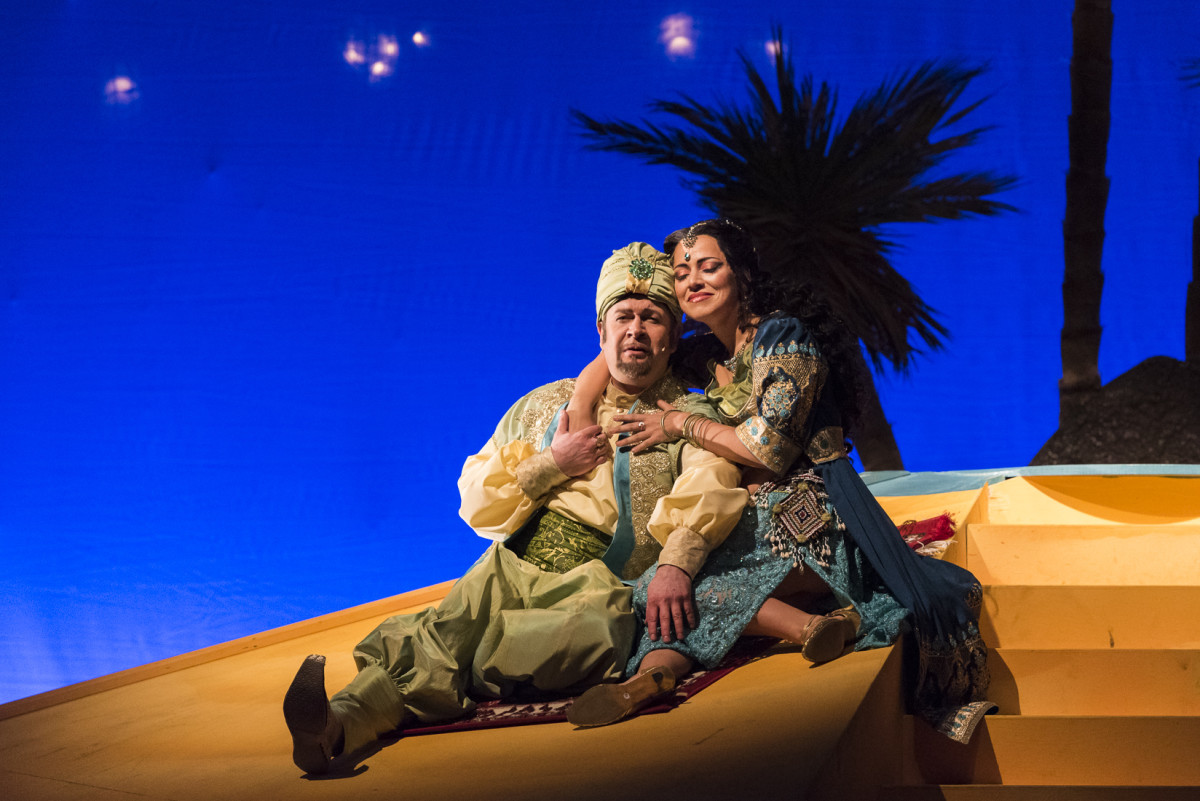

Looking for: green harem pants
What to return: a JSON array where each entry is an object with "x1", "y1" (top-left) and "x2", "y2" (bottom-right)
[{"x1": 330, "y1": 543, "x2": 634, "y2": 753}]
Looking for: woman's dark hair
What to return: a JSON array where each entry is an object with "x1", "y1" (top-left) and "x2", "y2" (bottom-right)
[
  {"x1": 664, "y1": 220, "x2": 763, "y2": 330},
  {"x1": 664, "y1": 218, "x2": 865, "y2": 439}
]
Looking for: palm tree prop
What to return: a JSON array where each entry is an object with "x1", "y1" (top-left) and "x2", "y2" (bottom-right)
[
  {"x1": 1058, "y1": 0, "x2": 1111, "y2": 425},
  {"x1": 572, "y1": 27, "x2": 1016, "y2": 468},
  {"x1": 1184, "y1": 58, "x2": 1200, "y2": 89},
  {"x1": 1183, "y1": 56, "x2": 1200, "y2": 362}
]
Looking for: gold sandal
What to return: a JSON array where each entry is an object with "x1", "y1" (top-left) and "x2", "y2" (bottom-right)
[
  {"x1": 567, "y1": 666, "x2": 677, "y2": 728},
  {"x1": 798, "y1": 607, "x2": 860, "y2": 664}
]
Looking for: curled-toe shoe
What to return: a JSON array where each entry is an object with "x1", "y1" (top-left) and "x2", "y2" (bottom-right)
[{"x1": 282, "y1": 654, "x2": 344, "y2": 774}]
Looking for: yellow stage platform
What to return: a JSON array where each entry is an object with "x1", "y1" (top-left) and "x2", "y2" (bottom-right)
[{"x1": 3, "y1": 472, "x2": 1198, "y2": 800}]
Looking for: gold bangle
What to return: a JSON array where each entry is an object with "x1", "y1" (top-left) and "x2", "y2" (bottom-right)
[{"x1": 659, "y1": 410, "x2": 680, "y2": 441}]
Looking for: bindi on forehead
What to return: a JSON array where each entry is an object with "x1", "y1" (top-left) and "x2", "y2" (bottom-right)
[{"x1": 677, "y1": 235, "x2": 724, "y2": 261}]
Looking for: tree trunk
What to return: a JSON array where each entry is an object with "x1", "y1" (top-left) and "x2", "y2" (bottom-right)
[
  {"x1": 1188, "y1": 158, "x2": 1200, "y2": 362},
  {"x1": 848, "y1": 346, "x2": 905, "y2": 471},
  {"x1": 1059, "y1": 0, "x2": 1112, "y2": 426}
]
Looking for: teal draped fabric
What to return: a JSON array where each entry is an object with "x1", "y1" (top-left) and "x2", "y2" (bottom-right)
[
  {"x1": 539, "y1": 402, "x2": 637, "y2": 580},
  {"x1": 819, "y1": 457, "x2": 993, "y2": 740},
  {"x1": 819, "y1": 458, "x2": 980, "y2": 638},
  {"x1": 602, "y1": 399, "x2": 638, "y2": 578}
]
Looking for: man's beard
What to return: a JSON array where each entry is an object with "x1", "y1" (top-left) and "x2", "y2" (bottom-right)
[{"x1": 614, "y1": 350, "x2": 655, "y2": 381}]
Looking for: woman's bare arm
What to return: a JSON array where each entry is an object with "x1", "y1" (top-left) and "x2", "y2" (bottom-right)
[
  {"x1": 609, "y1": 401, "x2": 768, "y2": 470},
  {"x1": 565, "y1": 351, "x2": 609, "y2": 428}
]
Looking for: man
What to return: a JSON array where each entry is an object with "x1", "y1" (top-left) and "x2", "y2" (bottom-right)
[{"x1": 282, "y1": 243, "x2": 745, "y2": 774}]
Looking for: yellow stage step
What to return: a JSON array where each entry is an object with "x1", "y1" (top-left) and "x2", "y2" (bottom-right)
[
  {"x1": 901, "y1": 715, "x2": 1200, "y2": 787},
  {"x1": 978, "y1": 585, "x2": 1200, "y2": 649},
  {"x1": 966, "y1": 524, "x2": 1200, "y2": 586},
  {"x1": 981, "y1": 475, "x2": 1200, "y2": 527},
  {"x1": 988, "y1": 648, "x2": 1200, "y2": 715},
  {"x1": 883, "y1": 785, "x2": 1200, "y2": 800}
]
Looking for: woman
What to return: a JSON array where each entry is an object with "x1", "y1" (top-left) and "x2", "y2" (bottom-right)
[{"x1": 567, "y1": 219, "x2": 992, "y2": 743}]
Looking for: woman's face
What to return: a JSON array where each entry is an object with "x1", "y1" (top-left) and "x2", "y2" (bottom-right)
[{"x1": 671, "y1": 234, "x2": 738, "y2": 324}]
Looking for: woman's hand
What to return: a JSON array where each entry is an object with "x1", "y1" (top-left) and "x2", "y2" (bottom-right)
[{"x1": 608, "y1": 400, "x2": 685, "y2": 455}]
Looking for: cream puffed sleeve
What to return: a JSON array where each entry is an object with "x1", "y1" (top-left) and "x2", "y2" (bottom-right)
[
  {"x1": 648, "y1": 444, "x2": 747, "y2": 577},
  {"x1": 457, "y1": 438, "x2": 569, "y2": 541}
]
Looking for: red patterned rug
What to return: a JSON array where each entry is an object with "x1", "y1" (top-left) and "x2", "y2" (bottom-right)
[
  {"x1": 404, "y1": 636, "x2": 777, "y2": 736},
  {"x1": 403, "y1": 514, "x2": 951, "y2": 737}
]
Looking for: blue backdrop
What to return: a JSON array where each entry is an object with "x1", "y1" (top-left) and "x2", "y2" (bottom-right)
[{"x1": 2, "y1": 0, "x2": 1198, "y2": 703}]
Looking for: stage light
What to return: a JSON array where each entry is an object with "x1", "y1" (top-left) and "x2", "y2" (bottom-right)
[
  {"x1": 765, "y1": 40, "x2": 783, "y2": 61},
  {"x1": 344, "y1": 40, "x2": 366, "y2": 65},
  {"x1": 104, "y1": 75, "x2": 138, "y2": 104},
  {"x1": 666, "y1": 36, "x2": 694, "y2": 57},
  {"x1": 659, "y1": 13, "x2": 696, "y2": 59},
  {"x1": 344, "y1": 31, "x2": 400, "y2": 83},
  {"x1": 412, "y1": 31, "x2": 429, "y2": 47}
]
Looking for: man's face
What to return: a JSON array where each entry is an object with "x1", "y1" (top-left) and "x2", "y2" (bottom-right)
[{"x1": 598, "y1": 296, "x2": 677, "y2": 391}]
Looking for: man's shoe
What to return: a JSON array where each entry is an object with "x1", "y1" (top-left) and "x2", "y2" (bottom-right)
[
  {"x1": 798, "y1": 606, "x2": 860, "y2": 664},
  {"x1": 567, "y1": 665, "x2": 676, "y2": 728},
  {"x1": 283, "y1": 654, "x2": 344, "y2": 774}
]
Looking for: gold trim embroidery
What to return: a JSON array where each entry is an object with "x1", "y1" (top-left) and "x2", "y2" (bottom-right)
[
  {"x1": 736, "y1": 414, "x2": 802, "y2": 474},
  {"x1": 657, "y1": 526, "x2": 708, "y2": 577},
  {"x1": 623, "y1": 373, "x2": 696, "y2": 580},
  {"x1": 515, "y1": 380, "x2": 575, "y2": 448},
  {"x1": 514, "y1": 450, "x2": 568, "y2": 499},
  {"x1": 806, "y1": 425, "x2": 846, "y2": 464},
  {"x1": 740, "y1": 339, "x2": 829, "y2": 472}
]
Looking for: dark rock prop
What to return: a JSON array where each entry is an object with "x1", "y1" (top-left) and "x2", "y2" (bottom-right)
[{"x1": 1032, "y1": 356, "x2": 1200, "y2": 465}]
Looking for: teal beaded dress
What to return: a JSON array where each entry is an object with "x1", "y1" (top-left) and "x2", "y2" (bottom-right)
[{"x1": 627, "y1": 313, "x2": 993, "y2": 743}]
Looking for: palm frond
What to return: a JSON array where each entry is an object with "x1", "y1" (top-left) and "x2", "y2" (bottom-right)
[
  {"x1": 571, "y1": 26, "x2": 1016, "y2": 370},
  {"x1": 1184, "y1": 58, "x2": 1200, "y2": 88}
]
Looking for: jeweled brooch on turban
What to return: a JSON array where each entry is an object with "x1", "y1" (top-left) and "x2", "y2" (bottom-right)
[{"x1": 628, "y1": 257, "x2": 654, "y2": 280}]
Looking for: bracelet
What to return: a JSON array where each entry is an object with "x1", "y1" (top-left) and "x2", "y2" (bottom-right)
[
  {"x1": 658, "y1": 410, "x2": 682, "y2": 442},
  {"x1": 681, "y1": 413, "x2": 704, "y2": 449}
]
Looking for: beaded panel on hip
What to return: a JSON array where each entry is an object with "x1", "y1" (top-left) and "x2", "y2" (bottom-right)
[{"x1": 753, "y1": 470, "x2": 843, "y2": 570}]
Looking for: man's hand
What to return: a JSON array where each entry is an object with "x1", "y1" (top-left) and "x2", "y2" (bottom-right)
[
  {"x1": 550, "y1": 410, "x2": 612, "y2": 477},
  {"x1": 645, "y1": 564, "x2": 697, "y2": 644}
]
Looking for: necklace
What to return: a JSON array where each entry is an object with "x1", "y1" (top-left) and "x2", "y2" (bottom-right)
[{"x1": 722, "y1": 338, "x2": 748, "y2": 372}]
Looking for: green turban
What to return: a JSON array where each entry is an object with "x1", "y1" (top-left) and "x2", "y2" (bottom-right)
[{"x1": 595, "y1": 242, "x2": 679, "y2": 324}]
